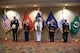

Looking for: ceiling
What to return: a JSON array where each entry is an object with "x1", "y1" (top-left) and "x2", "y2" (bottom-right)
[{"x1": 0, "y1": 0, "x2": 80, "y2": 8}]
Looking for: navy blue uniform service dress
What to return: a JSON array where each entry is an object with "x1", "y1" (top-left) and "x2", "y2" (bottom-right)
[
  {"x1": 11, "y1": 19, "x2": 19, "y2": 41},
  {"x1": 48, "y1": 23, "x2": 55, "y2": 42},
  {"x1": 62, "y1": 22, "x2": 69, "y2": 42},
  {"x1": 24, "y1": 23, "x2": 30, "y2": 41}
]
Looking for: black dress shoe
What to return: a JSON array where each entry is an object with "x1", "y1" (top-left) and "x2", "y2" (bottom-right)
[{"x1": 50, "y1": 41, "x2": 54, "y2": 42}]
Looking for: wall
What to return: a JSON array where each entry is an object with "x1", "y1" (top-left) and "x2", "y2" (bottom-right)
[{"x1": 0, "y1": 7, "x2": 80, "y2": 41}]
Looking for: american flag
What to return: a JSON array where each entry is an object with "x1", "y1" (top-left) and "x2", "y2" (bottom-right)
[{"x1": 1, "y1": 14, "x2": 11, "y2": 32}]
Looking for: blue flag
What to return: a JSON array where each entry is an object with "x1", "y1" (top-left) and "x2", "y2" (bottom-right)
[
  {"x1": 36, "y1": 12, "x2": 44, "y2": 30},
  {"x1": 36, "y1": 12, "x2": 42, "y2": 19},
  {"x1": 46, "y1": 12, "x2": 58, "y2": 30}
]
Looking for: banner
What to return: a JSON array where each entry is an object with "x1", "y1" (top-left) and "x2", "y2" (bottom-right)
[
  {"x1": 70, "y1": 16, "x2": 80, "y2": 35},
  {"x1": 1, "y1": 14, "x2": 11, "y2": 32},
  {"x1": 22, "y1": 12, "x2": 34, "y2": 31},
  {"x1": 35, "y1": 12, "x2": 44, "y2": 30},
  {"x1": 46, "y1": 12, "x2": 58, "y2": 30}
]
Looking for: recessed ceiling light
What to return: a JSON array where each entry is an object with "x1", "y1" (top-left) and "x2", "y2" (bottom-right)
[
  {"x1": 34, "y1": 5, "x2": 37, "y2": 7},
  {"x1": 65, "y1": 4, "x2": 68, "y2": 6}
]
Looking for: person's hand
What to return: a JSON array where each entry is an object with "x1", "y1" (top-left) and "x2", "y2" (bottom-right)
[
  {"x1": 27, "y1": 30, "x2": 28, "y2": 32},
  {"x1": 50, "y1": 30, "x2": 54, "y2": 32},
  {"x1": 24, "y1": 30, "x2": 26, "y2": 31},
  {"x1": 37, "y1": 30, "x2": 40, "y2": 31},
  {"x1": 52, "y1": 30, "x2": 54, "y2": 32},
  {"x1": 64, "y1": 30, "x2": 66, "y2": 32},
  {"x1": 38, "y1": 30, "x2": 40, "y2": 31},
  {"x1": 67, "y1": 30, "x2": 69, "y2": 32}
]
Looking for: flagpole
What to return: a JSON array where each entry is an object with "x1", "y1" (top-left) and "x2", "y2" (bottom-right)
[
  {"x1": 75, "y1": 11, "x2": 78, "y2": 41},
  {"x1": 50, "y1": 8, "x2": 57, "y2": 39},
  {"x1": 5, "y1": 32, "x2": 9, "y2": 41},
  {"x1": 74, "y1": 33, "x2": 78, "y2": 41},
  {"x1": 61, "y1": 7, "x2": 66, "y2": 41},
  {"x1": 4, "y1": 9, "x2": 8, "y2": 40},
  {"x1": 61, "y1": 7, "x2": 64, "y2": 41}
]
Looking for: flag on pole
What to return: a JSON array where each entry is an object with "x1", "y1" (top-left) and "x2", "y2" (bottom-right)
[
  {"x1": 36, "y1": 12, "x2": 42, "y2": 19},
  {"x1": 1, "y1": 14, "x2": 11, "y2": 32},
  {"x1": 58, "y1": 13, "x2": 69, "y2": 31},
  {"x1": 36, "y1": 12, "x2": 44, "y2": 30},
  {"x1": 46, "y1": 12, "x2": 58, "y2": 30},
  {"x1": 22, "y1": 12, "x2": 34, "y2": 31},
  {"x1": 70, "y1": 16, "x2": 80, "y2": 35}
]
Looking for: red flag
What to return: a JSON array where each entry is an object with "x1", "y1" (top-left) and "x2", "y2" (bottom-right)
[{"x1": 22, "y1": 12, "x2": 34, "y2": 31}]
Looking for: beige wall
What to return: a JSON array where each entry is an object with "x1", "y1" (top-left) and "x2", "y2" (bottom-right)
[{"x1": 0, "y1": 7, "x2": 80, "y2": 41}]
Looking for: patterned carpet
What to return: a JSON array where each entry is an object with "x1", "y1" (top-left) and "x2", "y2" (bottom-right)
[{"x1": 0, "y1": 39, "x2": 80, "y2": 53}]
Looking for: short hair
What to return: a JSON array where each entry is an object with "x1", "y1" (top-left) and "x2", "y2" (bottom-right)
[{"x1": 14, "y1": 16, "x2": 16, "y2": 19}]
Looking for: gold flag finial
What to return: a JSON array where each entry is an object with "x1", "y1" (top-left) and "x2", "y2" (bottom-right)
[
  {"x1": 38, "y1": 7, "x2": 40, "y2": 11},
  {"x1": 50, "y1": 8, "x2": 53, "y2": 11},
  {"x1": 4, "y1": 9, "x2": 6, "y2": 14},
  {"x1": 62, "y1": 7, "x2": 65, "y2": 14}
]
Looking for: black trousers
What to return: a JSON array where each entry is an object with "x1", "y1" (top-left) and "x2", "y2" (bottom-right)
[
  {"x1": 63, "y1": 32, "x2": 68, "y2": 42},
  {"x1": 12, "y1": 29, "x2": 18, "y2": 41},
  {"x1": 49, "y1": 32, "x2": 54, "y2": 42},
  {"x1": 24, "y1": 31, "x2": 29, "y2": 41}
]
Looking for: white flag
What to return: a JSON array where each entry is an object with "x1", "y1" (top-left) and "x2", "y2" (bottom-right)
[{"x1": 58, "y1": 14, "x2": 69, "y2": 31}]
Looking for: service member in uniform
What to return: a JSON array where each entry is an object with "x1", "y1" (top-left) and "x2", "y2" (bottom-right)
[
  {"x1": 23, "y1": 20, "x2": 30, "y2": 41},
  {"x1": 11, "y1": 16, "x2": 19, "y2": 41},
  {"x1": 48, "y1": 19, "x2": 56, "y2": 42},
  {"x1": 62, "y1": 19, "x2": 69, "y2": 42},
  {"x1": 35, "y1": 18, "x2": 43, "y2": 42}
]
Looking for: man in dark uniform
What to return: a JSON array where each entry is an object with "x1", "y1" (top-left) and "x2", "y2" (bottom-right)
[
  {"x1": 11, "y1": 16, "x2": 19, "y2": 41},
  {"x1": 48, "y1": 19, "x2": 55, "y2": 42},
  {"x1": 24, "y1": 20, "x2": 30, "y2": 41},
  {"x1": 62, "y1": 19, "x2": 69, "y2": 42}
]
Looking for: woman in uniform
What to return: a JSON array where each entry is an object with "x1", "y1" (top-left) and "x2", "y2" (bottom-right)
[{"x1": 24, "y1": 20, "x2": 30, "y2": 41}]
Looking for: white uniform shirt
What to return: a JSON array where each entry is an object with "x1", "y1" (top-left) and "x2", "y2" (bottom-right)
[{"x1": 35, "y1": 22, "x2": 43, "y2": 30}]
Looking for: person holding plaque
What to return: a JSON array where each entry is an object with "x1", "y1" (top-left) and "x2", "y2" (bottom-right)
[
  {"x1": 11, "y1": 16, "x2": 19, "y2": 41},
  {"x1": 35, "y1": 18, "x2": 43, "y2": 42},
  {"x1": 48, "y1": 19, "x2": 55, "y2": 42},
  {"x1": 62, "y1": 19, "x2": 69, "y2": 42},
  {"x1": 23, "y1": 20, "x2": 30, "y2": 41}
]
